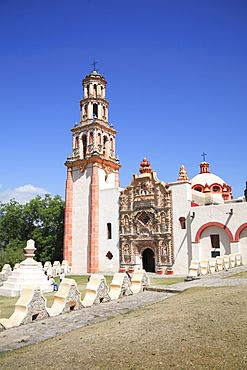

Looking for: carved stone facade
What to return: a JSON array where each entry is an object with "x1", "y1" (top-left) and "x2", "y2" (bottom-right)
[{"x1": 119, "y1": 159, "x2": 174, "y2": 274}]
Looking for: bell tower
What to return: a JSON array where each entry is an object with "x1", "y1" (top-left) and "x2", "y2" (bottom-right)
[{"x1": 64, "y1": 67, "x2": 121, "y2": 274}]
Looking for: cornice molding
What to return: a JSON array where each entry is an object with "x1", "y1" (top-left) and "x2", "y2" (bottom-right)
[
  {"x1": 71, "y1": 121, "x2": 117, "y2": 134},
  {"x1": 80, "y1": 98, "x2": 109, "y2": 105},
  {"x1": 65, "y1": 155, "x2": 121, "y2": 171}
]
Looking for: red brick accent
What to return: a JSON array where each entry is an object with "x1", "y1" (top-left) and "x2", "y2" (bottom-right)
[
  {"x1": 63, "y1": 167, "x2": 73, "y2": 266},
  {"x1": 194, "y1": 222, "x2": 234, "y2": 243},
  {"x1": 89, "y1": 163, "x2": 99, "y2": 273},
  {"x1": 235, "y1": 223, "x2": 247, "y2": 242},
  {"x1": 115, "y1": 170, "x2": 120, "y2": 187}
]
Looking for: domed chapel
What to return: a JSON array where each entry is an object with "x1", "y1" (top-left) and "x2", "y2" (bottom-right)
[{"x1": 63, "y1": 69, "x2": 247, "y2": 275}]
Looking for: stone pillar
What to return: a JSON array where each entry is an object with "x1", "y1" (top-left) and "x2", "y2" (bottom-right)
[
  {"x1": 89, "y1": 83, "x2": 93, "y2": 97},
  {"x1": 89, "y1": 163, "x2": 99, "y2": 273},
  {"x1": 88, "y1": 102, "x2": 93, "y2": 120},
  {"x1": 98, "y1": 103, "x2": 102, "y2": 120},
  {"x1": 63, "y1": 167, "x2": 73, "y2": 266}
]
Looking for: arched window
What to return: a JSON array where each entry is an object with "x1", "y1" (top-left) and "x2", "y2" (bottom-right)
[
  {"x1": 83, "y1": 104, "x2": 88, "y2": 115},
  {"x1": 93, "y1": 104, "x2": 98, "y2": 118},
  {"x1": 98, "y1": 132, "x2": 101, "y2": 144},
  {"x1": 110, "y1": 138, "x2": 114, "y2": 150},
  {"x1": 103, "y1": 136, "x2": 108, "y2": 146},
  {"x1": 102, "y1": 106, "x2": 106, "y2": 117},
  {"x1": 194, "y1": 186, "x2": 203, "y2": 192},
  {"x1": 212, "y1": 186, "x2": 220, "y2": 193},
  {"x1": 179, "y1": 217, "x2": 186, "y2": 229},
  {"x1": 89, "y1": 132, "x2": 93, "y2": 144},
  {"x1": 74, "y1": 136, "x2": 79, "y2": 148},
  {"x1": 93, "y1": 84, "x2": 97, "y2": 98},
  {"x1": 82, "y1": 135, "x2": 87, "y2": 159}
]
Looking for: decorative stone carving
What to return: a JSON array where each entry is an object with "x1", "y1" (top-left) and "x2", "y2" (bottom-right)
[
  {"x1": 47, "y1": 278, "x2": 83, "y2": 316},
  {"x1": 0, "y1": 286, "x2": 49, "y2": 329},
  {"x1": 79, "y1": 164, "x2": 87, "y2": 174},
  {"x1": 119, "y1": 159, "x2": 173, "y2": 274},
  {"x1": 82, "y1": 274, "x2": 111, "y2": 307},
  {"x1": 109, "y1": 273, "x2": 132, "y2": 299},
  {"x1": 102, "y1": 164, "x2": 112, "y2": 174},
  {"x1": 73, "y1": 147, "x2": 79, "y2": 157},
  {"x1": 131, "y1": 269, "x2": 150, "y2": 293}
]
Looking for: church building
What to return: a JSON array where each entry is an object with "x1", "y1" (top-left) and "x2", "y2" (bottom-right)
[{"x1": 64, "y1": 69, "x2": 247, "y2": 275}]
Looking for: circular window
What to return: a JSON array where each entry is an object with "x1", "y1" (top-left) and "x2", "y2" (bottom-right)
[
  {"x1": 213, "y1": 186, "x2": 220, "y2": 192},
  {"x1": 195, "y1": 187, "x2": 202, "y2": 192}
]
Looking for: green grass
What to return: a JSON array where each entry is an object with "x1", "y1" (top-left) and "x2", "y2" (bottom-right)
[
  {"x1": 150, "y1": 277, "x2": 184, "y2": 285},
  {"x1": 0, "y1": 275, "x2": 182, "y2": 319}
]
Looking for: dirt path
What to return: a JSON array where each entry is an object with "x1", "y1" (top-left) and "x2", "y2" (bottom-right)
[{"x1": 0, "y1": 285, "x2": 247, "y2": 369}]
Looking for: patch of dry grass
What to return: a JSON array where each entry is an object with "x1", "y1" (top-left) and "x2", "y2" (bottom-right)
[
  {"x1": 226, "y1": 270, "x2": 247, "y2": 279},
  {"x1": 0, "y1": 286, "x2": 246, "y2": 369}
]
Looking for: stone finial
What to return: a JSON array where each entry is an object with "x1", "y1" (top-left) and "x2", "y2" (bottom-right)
[
  {"x1": 139, "y1": 158, "x2": 152, "y2": 174},
  {"x1": 177, "y1": 165, "x2": 189, "y2": 181},
  {"x1": 24, "y1": 239, "x2": 36, "y2": 258}
]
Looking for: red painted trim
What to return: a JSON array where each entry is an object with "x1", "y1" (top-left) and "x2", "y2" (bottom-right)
[
  {"x1": 191, "y1": 202, "x2": 200, "y2": 207},
  {"x1": 166, "y1": 270, "x2": 174, "y2": 275},
  {"x1": 63, "y1": 167, "x2": 73, "y2": 266},
  {"x1": 235, "y1": 223, "x2": 247, "y2": 242},
  {"x1": 157, "y1": 270, "x2": 163, "y2": 275},
  {"x1": 194, "y1": 222, "x2": 234, "y2": 243},
  {"x1": 192, "y1": 185, "x2": 204, "y2": 192},
  {"x1": 89, "y1": 163, "x2": 99, "y2": 273}
]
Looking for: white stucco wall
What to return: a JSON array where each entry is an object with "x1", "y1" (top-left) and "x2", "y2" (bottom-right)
[
  {"x1": 71, "y1": 166, "x2": 92, "y2": 273},
  {"x1": 98, "y1": 167, "x2": 116, "y2": 190},
  {"x1": 171, "y1": 181, "x2": 247, "y2": 274},
  {"x1": 170, "y1": 182, "x2": 192, "y2": 274},
  {"x1": 99, "y1": 187, "x2": 121, "y2": 272},
  {"x1": 190, "y1": 202, "x2": 247, "y2": 263}
]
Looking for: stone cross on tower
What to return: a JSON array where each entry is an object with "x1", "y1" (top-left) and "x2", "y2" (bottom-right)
[
  {"x1": 201, "y1": 152, "x2": 207, "y2": 162},
  {"x1": 91, "y1": 60, "x2": 98, "y2": 71}
]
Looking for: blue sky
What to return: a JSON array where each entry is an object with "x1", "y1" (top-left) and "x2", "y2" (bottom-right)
[{"x1": 0, "y1": 0, "x2": 247, "y2": 203}]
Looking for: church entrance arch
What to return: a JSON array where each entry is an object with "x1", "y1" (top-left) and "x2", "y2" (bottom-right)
[{"x1": 142, "y1": 248, "x2": 155, "y2": 273}]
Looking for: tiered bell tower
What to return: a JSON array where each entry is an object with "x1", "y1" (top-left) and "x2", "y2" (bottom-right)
[{"x1": 64, "y1": 68, "x2": 121, "y2": 274}]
